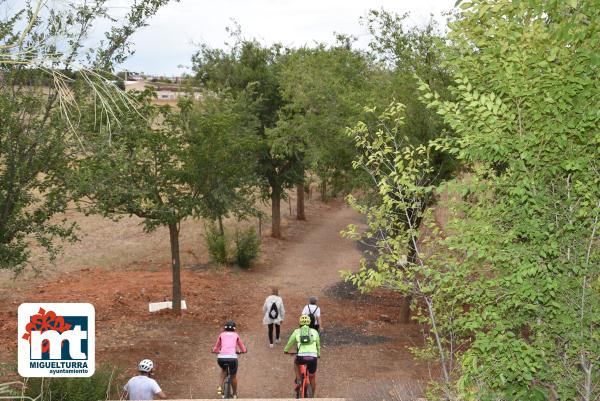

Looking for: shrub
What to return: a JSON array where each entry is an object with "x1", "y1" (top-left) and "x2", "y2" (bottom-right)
[
  {"x1": 205, "y1": 222, "x2": 228, "y2": 265},
  {"x1": 22, "y1": 364, "x2": 122, "y2": 401},
  {"x1": 234, "y1": 227, "x2": 260, "y2": 268}
]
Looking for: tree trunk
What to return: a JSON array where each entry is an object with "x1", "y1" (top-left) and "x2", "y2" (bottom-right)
[
  {"x1": 168, "y1": 222, "x2": 182, "y2": 315},
  {"x1": 320, "y1": 180, "x2": 327, "y2": 202},
  {"x1": 271, "y1": 190, "x2": 281, "y2": 239},
  {"x1": 258, "y1": 215, "x2": 262, "y2": 237},
  {"x1": 401, "y1": 235, "x2": 418, "y2": 324},
  {"x1": 400, "y1": 295, "x2": 412, "y2": 324},
  {"x1": 217, "y1": 215, "x2": 224, "y2": 236},
  {"x1": 296, "y1": 183, "x2": 306, "y2": 220}
]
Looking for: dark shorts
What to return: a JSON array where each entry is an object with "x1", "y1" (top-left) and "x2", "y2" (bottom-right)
[
  {"x1": 295, "y1": 355, "x2": 317, "y2": 374},
  {"x1": 217, "y1": 358, "x2": 238, "y2": 375}
]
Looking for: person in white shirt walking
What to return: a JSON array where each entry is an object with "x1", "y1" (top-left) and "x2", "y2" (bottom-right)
[
  {"x1": 123, "y1": 359, "x2": 167, "y2": 400},
  {"x1": 263, "y1": 287, "x2": 285, "y2": 348},
  {"x1": 302, "y1": 296, "x2": 322, "y2": 332}
]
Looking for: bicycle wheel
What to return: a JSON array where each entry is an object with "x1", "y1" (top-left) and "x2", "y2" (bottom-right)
[
  {"x1": 223, "y1": 376, "x2": 232, "y2": 399},
  {"x1": 294, "y1": 374, "x2": 302, "y2": 399},
  {"x1": 303, "y1": 376, "x2": 313, "y2": 398}
]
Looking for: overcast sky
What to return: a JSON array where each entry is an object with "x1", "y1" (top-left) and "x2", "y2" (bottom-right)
[{"x1": 106, "y1": 0, "x2": 456, "y2": 76}]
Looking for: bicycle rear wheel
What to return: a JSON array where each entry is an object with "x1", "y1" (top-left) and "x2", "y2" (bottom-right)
[
  {"x1": 223, "y1": 376, "x2": 232, "y2": 399},
  {"x1": 303, "y1": 377, "x2": 313, "y2": 398}
]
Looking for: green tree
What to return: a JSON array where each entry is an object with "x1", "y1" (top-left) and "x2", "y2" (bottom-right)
[
  {"x1": 347, "y1": 1, "x2": 600, "y2": 399},
  {"x1": 351, "y1": 10, "x2": 458, "y2": 323},
  {"x1": 192, "y1": 31, "x2": 302, "y2": 238},
  {"x1": 0, "y1": 75, "x2": 76, "y2": 272},
  {"x1": 181, "y1": 90, "x2": 259, "y2": 234},
  {"x1": 76, "y1": 92, "x2": 197, "y2": 314},
  {"x1": 422, "y1": 1, "x2": 600, "y2": 398},
  {"x1": 276, "y1": 42, "x2": 374, "y2": 215},
  {"x1": 343, "y1": 103, "x2": 454, "y2": 390},
  {"x1": 0, "y1": 0, "x2": 175, "y2": 272}
]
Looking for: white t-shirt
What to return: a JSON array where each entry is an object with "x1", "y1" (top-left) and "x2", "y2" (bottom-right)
[
  {"x1": 124, "y1": 375, "x2": 162, "y2": 400},
  {"x1": 302, "y1": 304, "x2": 321, "y2": 325}
]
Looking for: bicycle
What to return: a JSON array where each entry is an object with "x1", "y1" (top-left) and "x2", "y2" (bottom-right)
[
  {"x1": 215, "y1": 351, "x2": 244, "y2": 399},
  {"x1": 285, "y1": 352, "x2": 314, "y2": 399},
  {"x1": 221, "y1": 364, "x2": 233, "y2": 399}
]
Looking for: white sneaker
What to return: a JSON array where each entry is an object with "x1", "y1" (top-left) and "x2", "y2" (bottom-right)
[
  {"x1": 275, "y1": 338, "x2": 281, "y2": 344},
  {"x1": 269, "y1": 343, "x2": 274, "y2": 349}
]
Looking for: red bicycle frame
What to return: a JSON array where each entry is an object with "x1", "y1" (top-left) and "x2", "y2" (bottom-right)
[
  {"x1": 298, "y1": 362, "x2": 312, "y2": 398},
  {"x1": 286, "y1": 352, "x2": 314, "y2": 399}
]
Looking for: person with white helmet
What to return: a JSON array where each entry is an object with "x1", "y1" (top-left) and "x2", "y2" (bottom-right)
[{"x1": 123, "y1": 359, "x2": 167, "y2": 400}]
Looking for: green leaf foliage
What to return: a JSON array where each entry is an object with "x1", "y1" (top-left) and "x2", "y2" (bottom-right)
[
  {"x1": 181, "y1": 90, "x2": 259, "y2": 223},
  {"x1": 348, "y1": 1, "x2": 599, "y2": 399},
  {"x1": 192, "y1": 32, "x2": 303, "y2": 237},
  {"x1": 427, "y1": 1, "x2": 600, "y2": 397},
  {"x1": 276, "y1": 43, "x2": 375, "y2": 195},
  {"x1": 75, "y1": 90, "x2": 198, "y2": 231},
  {"x1": 234, "y1": 226, "x2": 260, "y2": 269},
  {"x1": 0, "y1": 0, "x2": 175, "y2": 272}
]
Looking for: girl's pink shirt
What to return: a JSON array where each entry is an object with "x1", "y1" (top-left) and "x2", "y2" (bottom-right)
[{"x1": 212, "y1": 331, "x2": 247, "y2": 358}]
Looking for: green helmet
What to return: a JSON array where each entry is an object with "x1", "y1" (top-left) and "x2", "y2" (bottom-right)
[{"x1": 299, "y1": 314, "x2": 311, "y2": 326}]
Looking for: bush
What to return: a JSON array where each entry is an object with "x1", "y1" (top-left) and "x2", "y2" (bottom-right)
[
  {"x1": 234, "y1": 227, "x2": 260, "y2": 268},
  {"x1": 205, "y1": 222, "x2": 228, "y2": 265},
  {"x1": 22, "y1": 364, "x2": 122, "y2": 401}
]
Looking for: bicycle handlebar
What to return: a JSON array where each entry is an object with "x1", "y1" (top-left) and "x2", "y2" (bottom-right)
[
  {"x1": 211, "y1": 349, "x2": 247, "y2": 354},
  {"x1": 284, "y1": 351, "x2": 320, "y2": 359}
]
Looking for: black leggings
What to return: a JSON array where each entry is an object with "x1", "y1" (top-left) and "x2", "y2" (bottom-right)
[{"x1": 268, "y1": 323, "x2": 280, "y2": 344}]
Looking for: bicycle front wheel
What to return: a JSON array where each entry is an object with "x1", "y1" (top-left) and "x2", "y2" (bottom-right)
[{"x1": 223, "y1": 378, "x2": 232, "y2": 399}]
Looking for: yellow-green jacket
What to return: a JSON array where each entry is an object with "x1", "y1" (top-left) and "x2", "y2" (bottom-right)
[{"x1": 284, "y1": 326, "x2": 320, "y2": 357}]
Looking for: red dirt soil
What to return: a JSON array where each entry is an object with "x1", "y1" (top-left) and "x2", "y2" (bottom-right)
[{"x1": 0, "y1": 198, "x2": 430, "y2": 399}]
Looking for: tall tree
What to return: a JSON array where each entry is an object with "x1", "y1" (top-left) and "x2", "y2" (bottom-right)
[
  {"x1": 422, "y1": 1, "x2": 600, "y2": 398},
  {"x1": 76, "y1": 93, "x2": 197, "y2": 314},
  {"x1": 354, "y1": 10, "x2": 458, "y2": 323},
  {"x1": 277, "y1": 42, "x2": 373, "y2": 214},
  {"x1": 192, "y1": 34, "x2": 302, "y2": 238},
  {"x1": 344, "y1": 102, "x2": 452, "y2": 387},
  {"x1": 0, "y1": 0, "x2": 175, "y2": 272},
  {"x1": 181, "y1": 91, "x2": 259, "y2": 234}
]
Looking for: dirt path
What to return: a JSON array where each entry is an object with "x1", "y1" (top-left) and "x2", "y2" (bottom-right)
[
  {"x1": 231, "y1": 204, "x2": 365, "y2": 399},
  {"x1": 262, "y1": 203, "x2": 363, "y2": 292}
]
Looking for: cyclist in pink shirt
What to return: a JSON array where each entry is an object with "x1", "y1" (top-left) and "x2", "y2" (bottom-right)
[{"x1": 212, "y1": 320, "x2": 247, "y2": 398}]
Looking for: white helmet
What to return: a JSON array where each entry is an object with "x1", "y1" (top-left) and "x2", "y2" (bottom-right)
[{"x1": 138, "y1": 359, "x2": 154, "y2": 373}]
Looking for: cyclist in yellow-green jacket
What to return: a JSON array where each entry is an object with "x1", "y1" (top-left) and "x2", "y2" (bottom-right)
[{"x1": 284, "y1": 314, "x2": 321, "y2": 396}]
